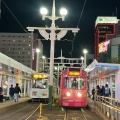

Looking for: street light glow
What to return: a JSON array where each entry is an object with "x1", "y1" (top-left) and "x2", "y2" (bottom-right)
[
  {"x1": 60, "y1": 8, "x2": 67, "y2": 16},
  {"x1": 36, "y1": 48, "x2": 40, "y2": 53},
  {"x1": 83, "y1": 49, "x2": 88, "y2": 54},
  {"x1": 81, "y1": 56, "x2": 84, "y2": 60},
  {"x1": 40, "y1": 7, "x2": 48, "y2": 15},
  {"x1": 42, "y1": 55, "x2": 46, "y2": 59}
]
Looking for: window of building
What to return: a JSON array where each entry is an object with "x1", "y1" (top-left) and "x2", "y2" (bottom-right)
[
  {"x1": 28, "y1": 44, "x2": 31, "y2": 46},
  {"x1": 19, "y1": 52, "x2": 20, "y2": 54},
  {"x1": 23, "y1": 48, "x2": 25, "y2": 50},
  {"x1": 13, "y1": 40, "x2": 15, "y2": 42},
  {"x1": 23, "y1": 40, "x2": 26, "y2": 42},
  {"x1": 28, "y1": 52, "x2": 30, "y2": 54}
]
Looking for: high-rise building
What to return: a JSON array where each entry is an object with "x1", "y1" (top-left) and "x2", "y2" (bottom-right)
[
  {"x1": 0, "y1": 33, "x2": 43, "y2": 72},
  {"x1": 94, "y1": 16, "x2": 120, "y2": 59}
]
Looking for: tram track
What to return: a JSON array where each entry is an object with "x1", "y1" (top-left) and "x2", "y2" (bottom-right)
[{"x1": 64, "y1": 108, "x2": 88, "y2": 120}]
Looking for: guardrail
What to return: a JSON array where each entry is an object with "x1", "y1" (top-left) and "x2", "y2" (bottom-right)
[{"x1": 94, "y1": 95, "x2": 120, "y2": 120}]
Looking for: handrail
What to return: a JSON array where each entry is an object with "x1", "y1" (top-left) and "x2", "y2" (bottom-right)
[{"x1": 94, "y1": 95, "x2": 120, "y2": 120}]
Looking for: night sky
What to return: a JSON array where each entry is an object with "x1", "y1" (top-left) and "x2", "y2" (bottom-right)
[{"x1": 0, "y1": 0, "x2": 119, "y2": 58}]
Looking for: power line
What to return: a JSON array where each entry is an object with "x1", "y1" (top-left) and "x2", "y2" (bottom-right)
[
  {"x1": 2, "y1": 0, "x2": 28, "y2": 33},
  {"x1": 71, "y1": 0, "x2": 87, "y2": 58}
]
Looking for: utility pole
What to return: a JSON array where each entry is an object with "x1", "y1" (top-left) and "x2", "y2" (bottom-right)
[{"x1": 27, "y1": 0, "x2": 79, "y2": 110}]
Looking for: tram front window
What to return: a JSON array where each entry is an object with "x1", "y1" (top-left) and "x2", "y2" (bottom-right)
[
  {"x1": 64, "y1": 77, "x2": 84, "y2": 89},
  {"x1": 34, "y1": 78, "x2": 47, "y2": 89}
]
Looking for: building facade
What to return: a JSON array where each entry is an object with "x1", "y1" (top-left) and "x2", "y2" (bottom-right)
[{"x1": 0, "y1": 33, "x2": 43, "y2": 72}]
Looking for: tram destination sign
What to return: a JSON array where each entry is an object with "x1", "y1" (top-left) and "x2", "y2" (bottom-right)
[{"x1": 95, "y1": 65, "x2": 119, "y2": 69}]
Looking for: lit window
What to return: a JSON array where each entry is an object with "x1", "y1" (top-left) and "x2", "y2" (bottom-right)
[
  {"x1": 28, "y1": 44, "x2": 30, "y2": 46},
  {"x1": 29, "y1": 36, "x2": 31, "y2": 38},
  {"x1": 19, "y1": 52, "x2": 20, "y2": 54},
  {"x1": 28, "y1": 52, "x2": 30, "y2": 54},
  {"x1": 23, "y1": 48, "x2": 24, "y2": 50},
  {"x1": 23, "y1": 40, "x2": 26, "y2": 42},
  {"x1": 13, "y1": 40, "x2": 15, "y2": 42}
]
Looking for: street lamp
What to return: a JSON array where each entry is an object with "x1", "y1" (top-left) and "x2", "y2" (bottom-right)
[
  {"x1": 83, "y1": 49, "x2": 88, "y2": 70},
  {"x1": 27, "y1": 0, "x2": 79, "y2": 110},
  {"x1": 81, "y1": 56, "x2": 84, "y2": 69},
  {"x1": 36, "y1": 48, "x2": 40, "y2": 53},
  {"x1": 42, "y1": 55, "x2": 46, "y2": 71}
]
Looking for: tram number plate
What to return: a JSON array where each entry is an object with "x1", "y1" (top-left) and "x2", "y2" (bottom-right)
[
  {"x1": 37, "y1": 92, "x2": 42, "y2": 97},
  {"x1": 63, "y1": 97, "x2": 69, "y2": 99}
]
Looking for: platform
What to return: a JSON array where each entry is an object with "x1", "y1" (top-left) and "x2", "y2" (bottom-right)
[{"x1": 0, "y1": 97, "x2": 31, "y2": 113}]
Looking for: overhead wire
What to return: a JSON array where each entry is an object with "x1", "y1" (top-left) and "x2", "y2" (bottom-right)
[
  {"x1": 71, "y1": 0, "x2": 87, "y2": 58},
  {"x1": 2, "y1": 0, "x2": 28, "y2": 33}
]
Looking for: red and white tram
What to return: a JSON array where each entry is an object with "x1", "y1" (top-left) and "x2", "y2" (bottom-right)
[{"x1": 60, "y1": 67, "x2": 87, "y2": 107}]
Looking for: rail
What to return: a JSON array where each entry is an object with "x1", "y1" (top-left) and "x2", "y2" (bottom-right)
[
  {"x1": 94, "y1": 95, "x2": 120, "y2": 120},
  {"x1": 64, "y1": 109, "x2": 88, "y2": 120}
]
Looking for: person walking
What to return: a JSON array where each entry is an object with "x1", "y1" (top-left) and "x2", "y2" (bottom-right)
[
  {"x1": 91, "y1": 87, "x2": 95, "y2": 101},
  {"x1": 104, "y1": 84, "x2": 111, "y2": 104},
  {"x1": 104, "y1": 84, "x2": 111, "y2": 97},
  {"x1": 14, "y1": 83, "x2": 21, "y2": 102},
  {"x1": 0, "y1": 87, "x2": 3, "y2": 102},
  {"x1": 9, "y1": 85, "x2": 15, "y2": 102}
]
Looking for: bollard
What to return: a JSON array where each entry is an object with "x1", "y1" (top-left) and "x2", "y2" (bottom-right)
[
  {"x1": 37, "y1": 103, "x2": 43, "y2": 120},
  {"x1": 52, "y1": 97, "x2": 55, "y2": 106}
]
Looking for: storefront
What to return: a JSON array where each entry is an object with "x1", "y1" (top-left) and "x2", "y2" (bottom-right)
[
  {"x1": 86, "y1": 59, "x2": 120, "y2": 99},
  {"x1": 0, "y1": 52, "x2": 35, "y2": 98}
]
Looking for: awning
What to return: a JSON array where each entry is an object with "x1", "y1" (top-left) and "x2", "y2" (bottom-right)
[{"x1": 86, "y1": 59, "x2": 120, "y2": 78}]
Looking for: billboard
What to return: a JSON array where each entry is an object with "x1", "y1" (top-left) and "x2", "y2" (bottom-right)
[{"x1": 98, "y1": 40, "x2": 110, "y2": 53}]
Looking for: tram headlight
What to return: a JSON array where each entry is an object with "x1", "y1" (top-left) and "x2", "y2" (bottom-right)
[
  {"x1": 66, "y1": 92, "x2": 71, "y2": 97},
  {"x1": 78, "y1": 92, "x2": 82, "y2": 97}
]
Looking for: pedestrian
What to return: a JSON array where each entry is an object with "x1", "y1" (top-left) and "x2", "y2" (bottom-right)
[
  {"x1": 0, "y1": 87, "x2": 3, "y2": 102},
  {"x1": 9, "y1": 84, "x2": 15, "y2": 102},
  {"x1": 14, "y1": 83, "x2": 21, "y2": 102},
  {"x1": 104, "y1": 84, "x2": 111, "y2": 97},
  {"x1": 95, "y1": 85, "x2": 100, "y2": 101},
  {"x1": 104, "y1": 84, "x2": 111, "y2": 104},
  {"x1": 91, "y1": 87, "x2": 95, "y2": 101}
]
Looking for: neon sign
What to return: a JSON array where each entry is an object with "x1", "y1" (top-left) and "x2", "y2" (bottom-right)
[{"x1": 98, "y1": 40, "x2": 110, "y2": 53}]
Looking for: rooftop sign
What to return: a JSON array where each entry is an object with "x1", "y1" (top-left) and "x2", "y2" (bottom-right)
[{"x1": 95, "y1": 17, "x2": 118, "y2": 26}]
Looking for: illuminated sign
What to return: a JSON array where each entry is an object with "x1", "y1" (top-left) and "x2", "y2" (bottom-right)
[
  {"x1": 96, "y1": 17, "x2": 118, "y2": 26},
  {"x1": 96, "y1": 65, "x2": 119, "y2": 70},
  {"x1": 68, "y1": 71, "x2": 80, "y2": 76},
  {"x1": 98, "y1": 40, "x2": 110, "y2": 53},
  {"x1": 33, "y1": 74, "x2": 47, "y2": 79}
]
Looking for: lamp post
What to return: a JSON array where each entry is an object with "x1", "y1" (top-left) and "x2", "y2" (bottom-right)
[
  {"x1": 83, "y1": 49, "x2": 88, "y2": 70},
  {"x1": 81, "y1": 56, "x2": 84, "y2": 70},
  {"x1": 42, "y1": 55, "x2": 46, "y2": 71},
  {"x1": 27, "y1": 0, "x2": 79, "y2": 110}
]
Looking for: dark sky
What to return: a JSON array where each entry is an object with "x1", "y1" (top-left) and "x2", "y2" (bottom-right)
[{"x1": 0, "y1": 0, "x2": 119, "y2": 58}]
